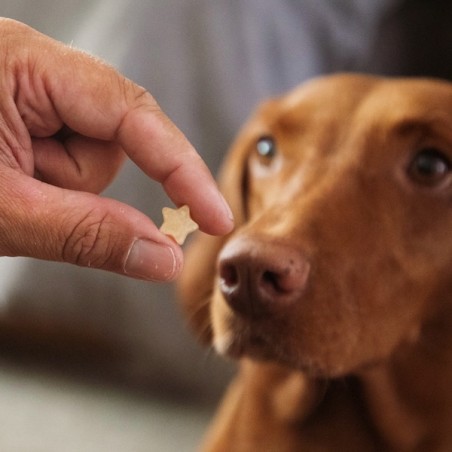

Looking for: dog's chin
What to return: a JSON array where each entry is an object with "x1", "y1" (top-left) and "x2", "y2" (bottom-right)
[
  {"x1": 212, "y1": 320, "x2": 337, "y2": 377},
  {"x1": 213, "y1": 327, "x2": 275, "y2": 362}
]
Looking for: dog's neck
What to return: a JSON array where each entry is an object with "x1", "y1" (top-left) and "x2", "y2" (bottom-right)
[{"x1": 359, "y1": 301, "x2": 452, "y2": 451}]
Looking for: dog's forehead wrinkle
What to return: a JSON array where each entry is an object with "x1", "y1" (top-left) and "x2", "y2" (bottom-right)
[
  {"x1": 275, "y1": 74, "x2": 379, "y2": 128},
  {"x1": 355, "y1": 81, "x2": 452, "y2": 131}
]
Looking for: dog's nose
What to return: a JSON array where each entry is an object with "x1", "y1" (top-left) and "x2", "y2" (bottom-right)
[{"x1": 218, "y1": 237, "x2": 310, "y2": 316}]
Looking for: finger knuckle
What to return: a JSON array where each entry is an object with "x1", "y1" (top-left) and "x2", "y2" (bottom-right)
[{"x1": 62, "y1": 210, "x2": 116, "y2": 269}]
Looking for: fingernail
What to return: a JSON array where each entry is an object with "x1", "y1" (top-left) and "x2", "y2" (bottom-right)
[
  {"x1": 125, "y1": 240, "x2": 178, "y2": 281},
  {"x1": 222, "y1": 195, "x2": 234, "y2": 223},
  {"x1": 219, "y1": 193, "x2": 234, "y2": 225}
]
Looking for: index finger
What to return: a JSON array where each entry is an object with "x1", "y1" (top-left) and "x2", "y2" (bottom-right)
[{"x1": 116, "y1": 100, "x2": 234, "y2": 235}]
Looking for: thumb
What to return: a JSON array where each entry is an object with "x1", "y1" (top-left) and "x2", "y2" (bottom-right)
[{"x1": 0, "y1": 171, "x2": 182, "y2": 281}]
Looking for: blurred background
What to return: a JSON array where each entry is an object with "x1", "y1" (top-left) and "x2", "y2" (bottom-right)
[{"x1": 0, "y1": 1, "x2": 451, "y2": 450}]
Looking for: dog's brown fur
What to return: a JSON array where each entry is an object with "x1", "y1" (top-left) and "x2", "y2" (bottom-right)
[{"x1": 179, "y1": 74, "x2": 452, "y2": 451}]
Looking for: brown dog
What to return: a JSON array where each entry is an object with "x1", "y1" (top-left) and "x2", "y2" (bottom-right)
[{"x1": 179, "y1": 74, "x2": 452, "y2": 451}]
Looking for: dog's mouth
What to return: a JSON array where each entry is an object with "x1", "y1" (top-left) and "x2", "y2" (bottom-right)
[
  {"x1": 213, "y1": 322, "x2": 273, "y2": 360},
  {"x1": 213, "y1": 319, "x2": 332, "y2": 376},
  {"x1": 212, "y1": 309, "x2": 317, "y2": 372}
]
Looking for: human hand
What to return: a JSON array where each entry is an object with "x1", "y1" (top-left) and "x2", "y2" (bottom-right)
[{"x1": 0, "y1": 18, "x2": 233, "y2": 281}]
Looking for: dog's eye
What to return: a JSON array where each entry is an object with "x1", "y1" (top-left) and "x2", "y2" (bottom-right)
[
  {"x1": 408, "y1": 148, "x2": 451, "y2": 186},
  {"x1": 256, "y1": 136, "x2": 277, "y2": 163}
]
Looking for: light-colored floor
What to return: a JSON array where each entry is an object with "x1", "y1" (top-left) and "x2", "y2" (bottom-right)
[{"x1": 0, "y1": 359, "x2": 212, "y2": 452}]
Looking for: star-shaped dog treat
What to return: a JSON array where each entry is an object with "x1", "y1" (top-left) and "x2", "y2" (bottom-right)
[{"x1": 160, "y1": 205, "x2": 199, "y2": 245}]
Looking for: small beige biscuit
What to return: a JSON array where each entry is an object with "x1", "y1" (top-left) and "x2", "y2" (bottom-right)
[{"x1": 160, "y1": 205, "x2": 199, "y2": 245}]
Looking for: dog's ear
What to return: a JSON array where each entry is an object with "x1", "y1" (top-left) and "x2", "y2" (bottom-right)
[{"x1": 178, "y1": 127, "x2": 251, "y2": 343}]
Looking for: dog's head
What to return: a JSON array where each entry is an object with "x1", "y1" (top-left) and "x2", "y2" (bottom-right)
[{"x1": 179, "y1": 74, "x2": 452, "y2": 377}]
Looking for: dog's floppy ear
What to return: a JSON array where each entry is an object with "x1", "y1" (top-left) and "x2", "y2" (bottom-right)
[{"x1": 178, "y1": 126, "x2": 251, "y2": 343}]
